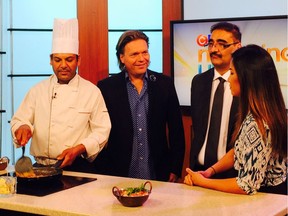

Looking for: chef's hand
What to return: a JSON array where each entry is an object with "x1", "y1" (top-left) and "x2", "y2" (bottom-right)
[
  {"x1": 14, "y1": 124, "x2": 32, "y2": 146},
  {"x1": 57, "y1": 144, "x2": 86, "y2": 168},
  {"x1": 168, "y1": 173, "x2": 178, "y2": 183}
]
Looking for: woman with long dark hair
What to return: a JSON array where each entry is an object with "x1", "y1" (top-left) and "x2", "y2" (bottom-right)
[{"x1": 184, "y1": 44, "x2": 287, "y2": 195}]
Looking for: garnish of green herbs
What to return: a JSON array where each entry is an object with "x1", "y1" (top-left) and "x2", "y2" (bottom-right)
[{"x1": 125, "y1": 183, "x2": 146, "y2": 196}]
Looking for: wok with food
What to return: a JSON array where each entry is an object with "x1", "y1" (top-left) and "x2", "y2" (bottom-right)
[
  {"x1": 112, "y1": 181, "x2": 152, "y2": 207},
  {"x1": 16, "y1": 167, "x2": 63, "y2": 184}
]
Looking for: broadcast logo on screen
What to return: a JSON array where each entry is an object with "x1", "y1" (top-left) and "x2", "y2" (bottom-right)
[
  {"x1": 196, "y1": 34, "x2": 209, "y2": 47},
  {"x1": 196, "y1": 34, "x2": 212, "y2": 74}
]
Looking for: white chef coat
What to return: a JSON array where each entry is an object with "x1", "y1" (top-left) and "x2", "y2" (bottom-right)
[{"x1": 11, "y1": 74, "x2": 111, "y2": 164}]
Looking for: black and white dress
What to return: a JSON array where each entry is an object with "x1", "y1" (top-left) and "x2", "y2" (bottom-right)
[{"x1": 234, "y1": 113, "x2": 287, "y2": 195}]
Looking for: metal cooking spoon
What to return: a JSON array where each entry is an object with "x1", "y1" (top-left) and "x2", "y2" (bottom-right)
[{"x1": 15, "y1": 146, "x2": 33, "y2": 174}]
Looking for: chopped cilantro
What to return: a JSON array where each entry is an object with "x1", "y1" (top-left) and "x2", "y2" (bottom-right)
[{"x1": 125, "y1": 183, "x2": 146, "y2": 196}]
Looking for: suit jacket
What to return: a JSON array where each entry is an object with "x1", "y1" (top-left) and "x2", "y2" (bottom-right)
[
  {"x1": 190, "y1": 68, "x2": 239, "y2": 177},
  {"x1": 94, "y1": 70, "x2": 185, "y2": 181}
]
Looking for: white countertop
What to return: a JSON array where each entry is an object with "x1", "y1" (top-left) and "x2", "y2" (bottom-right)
[{"x1": 0, "y1": 166, "x2": 287, "y2": 216}]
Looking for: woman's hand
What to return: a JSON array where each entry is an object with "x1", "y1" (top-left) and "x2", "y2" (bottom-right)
[
  {"x1": 184, "y1": 168, "x2": 207, "y2": 186},
  {"x1": 184, "y1": 170, "x2": 193, "y2": 186},
  {"x1": 198, "y1": 167, "x2": 215, "y2": 178}
]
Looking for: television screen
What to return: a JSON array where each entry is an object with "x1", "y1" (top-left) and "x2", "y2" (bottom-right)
[{"x1": 171, "y1": 16, "x2": 288, "y2": 109}]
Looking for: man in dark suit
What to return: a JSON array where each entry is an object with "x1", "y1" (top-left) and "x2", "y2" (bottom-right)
[
  {"x1": 190, "y1": 22, "x2": 241, "y2": 178},
  {"x1": 94, "y1": 30, "x2": 185, "y2": 182}
]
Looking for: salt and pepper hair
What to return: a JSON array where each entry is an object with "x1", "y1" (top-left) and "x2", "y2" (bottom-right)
[
  {"x1": 211, "y1": 22, "x2": 242, "y2": 42},
  {"x1": 116, "y1": 30, "x2": 149, "y2": 71},
  {"x1": 231, "y1": 44, "x2": 287, "y2": 159}
]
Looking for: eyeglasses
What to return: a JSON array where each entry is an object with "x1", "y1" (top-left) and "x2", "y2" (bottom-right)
[{"x1": 205, "y1": 41, "x2": 239, "y2": 50}]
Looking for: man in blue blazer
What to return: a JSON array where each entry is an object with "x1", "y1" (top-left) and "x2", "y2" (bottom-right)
[
  {"x1": 94, "y1": 30, "x2": 185, "y2": 182},
  {"x1": 189, "y1": 22, "x2": 241, "y2": 178}
]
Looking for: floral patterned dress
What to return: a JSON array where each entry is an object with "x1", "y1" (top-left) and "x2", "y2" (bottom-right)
[{"x1": 234, "y1": 113, "x2": 287, "y2": 195}]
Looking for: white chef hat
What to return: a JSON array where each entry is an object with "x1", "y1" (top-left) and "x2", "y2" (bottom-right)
[{"x1": 51, "y1": 18, "x2": 79, "y2": 55}]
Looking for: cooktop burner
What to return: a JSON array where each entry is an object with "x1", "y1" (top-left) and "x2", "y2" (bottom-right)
[
  {"x1": 1, "y1": 173, "x2": 97, "y2": 197},
  {"x1": 17, "y1": 175, "x2": 97, "y2": 196},
  {"x1": 19, "y1": 175, "x2": 97, "y2": 196}
]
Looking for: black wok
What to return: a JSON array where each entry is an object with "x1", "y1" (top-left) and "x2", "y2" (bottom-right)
[{"x1": 16, "y1": 167, "x2": 63, "y2": 184}]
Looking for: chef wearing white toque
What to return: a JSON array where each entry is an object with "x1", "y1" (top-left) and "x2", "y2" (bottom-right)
[
  {"x1": 52, "y1": 18, "x2": 79, "y2": 54},
  {"x1": 10, "y1": 18, "x2": 111, "y2": 173}
]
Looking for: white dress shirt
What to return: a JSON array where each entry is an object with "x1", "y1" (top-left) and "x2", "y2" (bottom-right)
[{"x1": 198, "y1": 70, "x2": 233, "y2": 165}]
